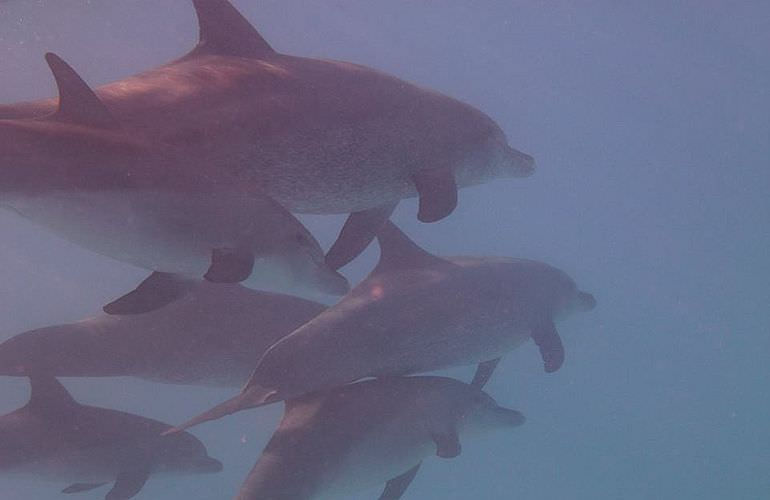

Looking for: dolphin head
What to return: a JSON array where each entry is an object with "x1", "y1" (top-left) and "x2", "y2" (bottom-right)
[
  {"x1": 153, "y1": 431, "x2": 223, "y2": 476},
  {"x1": 449, "y1": 106, "x2": 535, "y2": 184}
]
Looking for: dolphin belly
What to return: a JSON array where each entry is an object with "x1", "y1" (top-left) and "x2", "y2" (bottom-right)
[{"x1": 2, "y1": 190, "x2": 213, "y2": 275}]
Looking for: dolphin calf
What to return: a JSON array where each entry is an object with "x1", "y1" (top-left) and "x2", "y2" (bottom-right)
[
  {"x1": 1, "y1": 0, "x2": 535, "y2": 272},
  {"x1": 235, "y1": 376, "x2": 525, "y2": 500},
  {"x1": 0, "y1": 282, "x2": 326, "y2": 387},
  {"x1": 169, "y1": 221, "x2": 595, "y2": 433},
  {"x1": 0, "y1": 375, "x2": 222, "y2": 500}
]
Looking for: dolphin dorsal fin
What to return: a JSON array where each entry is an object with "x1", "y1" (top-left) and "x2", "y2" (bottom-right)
[
  {"x1": 190, "y1": 0, "x2": 275, "y2": 58},
  {"x1": 373, "y1": 221, "x2": 453, "y2": 273},
  {"x1": 25, "y1": 374, "x2": 78, "y2": 413},
  {"x1": 44, "y1": 52, "x2": 118, "y2": 129}
]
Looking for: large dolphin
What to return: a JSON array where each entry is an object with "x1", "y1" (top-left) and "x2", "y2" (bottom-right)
[
  {"x1": 0, "y1": 282, "x2": 326, "y2": 387},
  {"x1": 0, "y1": 375, "x2": 222, "y2": 500},
  {"x1": 169, "y1": 221, "x2": 595, "y2": 433},
  {"x1": 0, "y1": 0, "x2": 535, "y2": 273},
  {"x1": 235, "y1": 376, "x2": 525, "y2": 500}
]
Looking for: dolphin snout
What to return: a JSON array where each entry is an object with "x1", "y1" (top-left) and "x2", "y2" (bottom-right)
[
  {"x1": 505, "y1": 146, "x2": 536, "y2": 178},
  {"x1": 197, "y1": 457, "x2": 223, "y2": 474},
  {"x1": 577, "y1": 291, "x2": 597, "y2": 311}
]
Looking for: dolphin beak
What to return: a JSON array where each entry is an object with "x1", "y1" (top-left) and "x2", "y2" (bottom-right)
[
  {"x1": 496, "y1": 407, "x2": 526, "y2": 427},
  {"x1": 578, "y1": 291, "x2": 597, "y2": 311},
  {"x1": 505, "y1": 146, "x2": 536, "y2": 178},
  {"x1": 198, "y1": 457, "x2": 223, "y2": 474}
]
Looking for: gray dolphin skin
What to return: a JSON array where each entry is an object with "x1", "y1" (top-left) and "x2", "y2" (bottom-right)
[
  {"x1": 0, "y1": 283, "x2": 326, "y2": 387},
  {"x1": 0, "y1": 0, "x2": 535, "y2": 274},
  {"x1": 169, "y1": 221, "x2": 595, "y2": 433},
  {"x1": 0, "y1": 375, "x2": 222, "y2": 500},
  {"x1": 1, "y1": 1, "x2": 357, "y2": 315},
  {"x1": 235, "y1": 376, "x2": 525, "y2": 500}
]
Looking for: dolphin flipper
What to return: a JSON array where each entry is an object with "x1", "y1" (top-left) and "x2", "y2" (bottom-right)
[
  {"x1": 378, "y1": 462, "x2": 422, "y2": 500},
  {"x1": 204, "y1": 248, "x2": 255, "y2": 283},
  {"x1": 471, "y1": 358, "x2": 501, "y2": 388},
  {"x1": 62, "y1": 483, "x2": 107, "y2": 494},
  {"x1": 532, "y1": 320, "x2": 564, "y2": 373},
  {"x1": 325, "y1": 202, "x2": 397, "y2": 270},
  {"x1": 103, "y1": 272, "x2": 196, "y2": 315},
  {"x1": 105, "y1": 466, "x2": 150, "y2": 500},
  {"x1": 431, "y1": 429, "x2": 461, "y2": 458},
  {"x1": 413, "y1": 169, "x2": 458, "y2": 223}
]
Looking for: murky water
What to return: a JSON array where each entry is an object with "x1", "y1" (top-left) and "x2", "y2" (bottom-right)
[{"x1": 1, "y1": 1, "x2": 768, "y2": 499}]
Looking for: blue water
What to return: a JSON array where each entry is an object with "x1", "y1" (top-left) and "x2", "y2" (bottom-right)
[{"x1": 1, "y1": 1, "x2": 768, "y2": 499}]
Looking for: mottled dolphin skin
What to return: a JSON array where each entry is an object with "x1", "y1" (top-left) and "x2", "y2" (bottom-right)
[
  {"x1": 0, "y1": 0, "x2": 535, "y2": 271},
  {"x1": 0, "y1": 282, "x2": 326, "y2": 387},
  {"x1": 0, "y1": 375, "x2": 222, "y2": 500},
  {"x1": 235, "y1": 376, "x2": 524, "y2": 500},
  {"x1": 1, "y1": 3, "x2": 353, "y2": 314},
  {"x1": 170, "y1": 221, "x2": 595, "y2": 433}
]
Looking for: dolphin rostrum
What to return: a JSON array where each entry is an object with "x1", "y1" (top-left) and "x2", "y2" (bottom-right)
[
  {"x1": 169, "y1": 221, "x2": 595, "y2": 433},
  {"x1": 235, "y1": 376, "x2": 524, "y2": 500},
  {"x1": 1, "y1": 0, "x2": 535, "y2": 273},
  {"x1": 0, "y1": 282, "x2": 326, "y2": 387},
  {"x1": 0, "y1": 375, "x2": 222, "y2": 500}
]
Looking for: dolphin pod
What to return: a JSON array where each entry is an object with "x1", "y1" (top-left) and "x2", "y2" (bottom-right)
[
  {"x1": 0, "y1": 375, "x2": 221, "y2": 500},
  {"x1": 0, "y1": 1, "x2": 597, "y2": 499},
  {"x1": 169, "y1": 221, "x2": 595, "y2": 433}
]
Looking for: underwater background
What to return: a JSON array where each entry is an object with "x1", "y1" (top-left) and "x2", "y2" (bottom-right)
[{"x1": 0, "y1": 1, "x2": 767, "y2": 498}]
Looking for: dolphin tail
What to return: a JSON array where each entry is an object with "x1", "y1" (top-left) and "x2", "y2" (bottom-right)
[{"x1": 163, "y1": 384, "x2": 278, "y2": 435}]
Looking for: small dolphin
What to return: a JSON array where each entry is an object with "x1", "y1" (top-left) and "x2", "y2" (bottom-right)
[
  {"x1": 0, "y1": 375, "x2": 222, "y2": 500},
  {"x1": 0, "y1": 282, "x2": 326, "y2": 387},
  {"x1": 1, "y1": 0, "x2": 535, "y2": 273},
  {"x1": 235, "y1": 376, "x2": 525, "y2": 500},
  {"x1": 169, "y1": 221, "x2": 595, "y2": 433}
]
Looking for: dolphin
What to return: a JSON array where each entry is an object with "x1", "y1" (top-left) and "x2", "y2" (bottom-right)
[
  {"x1": 0, "y1": 375, "x2": 222, "y2": 500},
  {"x1": 169, "y1": 221, "x2": 595, "y2": 433},
  {"x1": 0, "y1": 0, "x2": 535, "y2": 273},
  {"x1": 235, "y1": 376, "x2": 525, "y2": 500},
  {"x1": 0, "y1": 282, "x2": 326, "y2": 387}
]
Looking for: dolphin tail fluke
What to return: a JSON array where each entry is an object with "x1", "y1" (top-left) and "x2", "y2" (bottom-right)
[
  {"x1": 325, "y1": 202, "x2": 398, "y2": 270},
  {"x1": 103, "y1": 272, "x2": 197, "y2": 315},
  {"x1": 163, "y1": 384, "x2": 278, "y2": 435}
]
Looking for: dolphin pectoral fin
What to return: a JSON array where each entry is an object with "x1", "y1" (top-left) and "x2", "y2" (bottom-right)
[
  {"x1": 103, "y1": 272, "x2": 196, "y2": 315},
  {"x1": 325, "y1": 202, "x2": 398, "y2": 270},
  {"x1": 471, "y1": 358, "x2": 501, "y2": 388},
  {"x1": 105, "y1": 466, "x2": 150, "y2": 500},
  {"x1": 431, "y1": 429, "x2": 461, "y2": 458},
  {"x1": 62, "y1": 483, "x2": 108, "y2": 494},
  {"x1": 378, "y1": 462, "x2": 422, "y2": 500},
  {"x1": 532, "y1": 320, "x2": 564, "y2": 373},
  {"x1": 204, "y1": 248, "x2": 255, "y2": 283},
  {"x1": 413, "y1": 169, "x2": 458, "y2": 223}
]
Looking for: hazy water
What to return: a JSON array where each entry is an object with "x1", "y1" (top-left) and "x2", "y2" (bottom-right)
[{"x1": 1, "y1": 1, "x2": 768, "y2": 499}]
